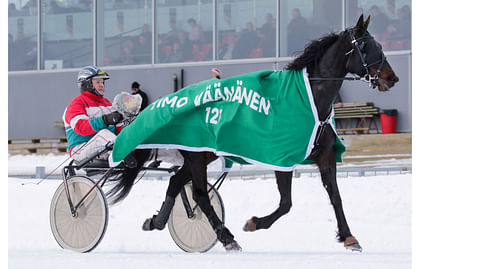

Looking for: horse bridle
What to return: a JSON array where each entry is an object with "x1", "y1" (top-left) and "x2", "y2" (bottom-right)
[
  {"x1": 309, "y1": 29, "x2": 386, "y2": 89},
  {"x1": 310, "y1": 29, "x2": 386, "y2": 149}
]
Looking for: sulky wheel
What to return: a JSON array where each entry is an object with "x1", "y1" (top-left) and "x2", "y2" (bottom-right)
[
  {"x1": 49, "y1": 176, "x2": 109, "y2": 253},
  {"x1": 168, "y1": 182, "x2": 225, "y2": 253}
]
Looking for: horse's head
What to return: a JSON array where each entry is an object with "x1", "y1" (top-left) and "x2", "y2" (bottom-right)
[{"x1": 345, "y1": 15, "x2": 399, "y2": 91}]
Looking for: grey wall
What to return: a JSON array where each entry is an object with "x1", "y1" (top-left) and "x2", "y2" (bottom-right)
[
  {"x1": 338, "y1": 53, "x2": 412, "y2": 133},
  {"x1": 8, "y1": 54, "x2": 411, "y2": 138}
]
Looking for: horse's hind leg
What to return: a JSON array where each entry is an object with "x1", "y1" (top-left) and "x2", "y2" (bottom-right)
[
  {"x1": 243, "y1": 171, "x2": 292, "y2": 231},
  {"x1": 142, "y1": 163, "x2": 192, "y2": 231},
  {"x1": 186, "y1": 152, "x2": 241, "y2": 251},
  {"x1": 316, "y1": 148, "x2": 362, "y2": 252}
]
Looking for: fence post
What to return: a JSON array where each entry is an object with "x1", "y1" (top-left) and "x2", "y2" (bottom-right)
[{"x1": 35, "y1": 166, "x2": 46, "y2": 179}]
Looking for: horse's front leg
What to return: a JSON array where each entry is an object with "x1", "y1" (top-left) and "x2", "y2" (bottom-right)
[
  {"x1": 243, "y1": 171, "x2": 292, "y2": 231},
  {"x1": 187, "y1": 152, "x2": 241, "y2": 251},
  {"x1": 142, "y1": 163, "x2": 192, "y2": 231},
  {"x1": 316, "y1": 148, "x2": 362, "y2": 252}
]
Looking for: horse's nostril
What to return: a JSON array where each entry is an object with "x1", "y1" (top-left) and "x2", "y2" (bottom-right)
[{"x1": 390, "y1": 75, "x2": 399, "y2": 83}]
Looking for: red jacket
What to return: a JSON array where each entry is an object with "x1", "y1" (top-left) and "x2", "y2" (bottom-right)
[{"x1": 63, "y1": 91, "x2": 122, "y2": 153}]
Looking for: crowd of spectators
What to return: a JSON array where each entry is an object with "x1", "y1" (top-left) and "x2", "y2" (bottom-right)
[
  {"x1": 217, "y1": 13, "x2": 276, "y2": 60},
  {"x1": 157, "y1": 19, "x2": 201, "y2": 63},
  {"x1": 363, "y1": 5, "x2": 411, "y2": 49},
  {"x1": 284, "y1": 5, "x2": 411, "y2": 55},
  {"x1": 8, "y1": 2, "x2": 411, "y2": 70},
  {"x1": 113, "y1": 24, "x2": 152, "y2": 65}
]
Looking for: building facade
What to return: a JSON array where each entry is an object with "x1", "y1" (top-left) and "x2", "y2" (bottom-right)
[{"x1": 8, "y1": 0, "x2": 412, "y2": 138}]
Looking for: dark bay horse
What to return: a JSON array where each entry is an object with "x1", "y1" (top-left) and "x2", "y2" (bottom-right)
[{"x1": 108, "y1": 15, "x2": 399, "y2": 252}]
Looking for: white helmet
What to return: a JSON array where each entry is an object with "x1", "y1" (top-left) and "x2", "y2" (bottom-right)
[{"x1": 77, "y1": 65, "x2": 110, "y2": 96}]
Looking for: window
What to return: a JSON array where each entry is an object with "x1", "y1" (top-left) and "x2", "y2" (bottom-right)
[
  {"x1": 40, "y1": 0, "x2": 93, "y2": 70},
  {"x1": 346, "y1": 0, "x2": 411, "y2": 51},
  {"x1": 279, "y1": 0, "x2": 342, "y2": 57},
  {"x1": 99, "y1": 0, "x2": 153, "y2": 66},
  {"x1": 156, "y1": 0, "x2": 213, "y2": 64},
  {"x1": 7, "y1": 0, "x2": 411, "y2": 72},
  {"x1": 216, "y1": 0, "x2": 277, "y2": 60},
  {"x1": 8, "y1": 0, "x2": 38, "y2": 71}
]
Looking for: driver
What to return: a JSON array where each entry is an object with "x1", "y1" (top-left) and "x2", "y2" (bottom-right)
[{"x1": 63, "y1": 65, "x2": 135, "y2": 167}]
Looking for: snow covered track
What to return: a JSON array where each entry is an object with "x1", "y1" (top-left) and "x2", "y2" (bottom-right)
[{"x1": 9, "y1": 173, "x2": 411, "y2": 268}]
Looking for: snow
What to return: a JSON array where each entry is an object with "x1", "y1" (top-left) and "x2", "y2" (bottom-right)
[{"x1": 8, "y1": 154, "x2": 411, "y2": 269}]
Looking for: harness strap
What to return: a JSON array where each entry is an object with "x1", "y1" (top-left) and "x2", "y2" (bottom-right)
[
  {"x1": 314, "y1": 106, "x2": 334, "y2": 146},
  {"x1": 309, "y1": 29, "x2": 385, "y2": 89}
]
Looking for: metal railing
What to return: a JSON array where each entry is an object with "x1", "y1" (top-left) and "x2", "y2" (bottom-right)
[{"x1": 17, "y1": 165, "x2": 411, "y2": 180}]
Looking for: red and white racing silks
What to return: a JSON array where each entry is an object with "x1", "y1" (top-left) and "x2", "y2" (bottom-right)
[{"x1": 63, "y1": 91, "x2": 122, "y2": 154}]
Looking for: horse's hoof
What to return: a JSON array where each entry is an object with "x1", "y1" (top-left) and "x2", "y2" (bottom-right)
[
  {"x1": 224, "y1": 240, "x2": 242, "y2": 252},
  {"x1": 242, "y1": 217, "x2": 257, "y2": 232},
  {"x1": 142, "y1": 218, "x2": 154, "y2": 231},
  {"x1": 344, "y1": 236, "x2": 362, "y2": 252}
]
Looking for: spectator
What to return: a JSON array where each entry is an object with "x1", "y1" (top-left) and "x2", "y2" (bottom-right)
[
  {"x1": 140, "y1": 24, "x2": 152, "y2": 47},
  {"x1": 187, "y1": 18, "x2": 203, "y2": 43},
  {"x1": 259, "y1": 13, "x2": 275, "y2": 57},
  {"x1": 160, "y1": 20, "x2": 181, "y2": 46},
  {"x1": 218, "y1": 29, "x2": 241, "y2": 60},
  {"x1": 165, "y1": 42, "x2": 184, "y2": 63},
  {"x1": 218, "y1": 36, "x2": 236, "y2": 60},
  {"x1": 287, "y1": 8, "x2": 308, "y2": 55},
  {"x1": 131, "y1": 81, "x2": 149, "y2": 111},
  {"x1": 118, "y1": 39, "x2": 135, "y2": 65},
  {"x1": 211, "y1": 68, "x2": 221, "y2": 79},
  {"x1": 133, "y1": 34, "x2": 150, "y2": 63},
  {"x1": 177, "y1": 31, "x2": 193, "y2": 60},
  {"x1": 389, "y1": 5, "x2": 411, "y2": 41},
  {"x1": 368, "y1": 5, "x2": 390, "y2": 37},
  {"x1": 232, "y1": 22, "x2": 258, "y2": 59}
]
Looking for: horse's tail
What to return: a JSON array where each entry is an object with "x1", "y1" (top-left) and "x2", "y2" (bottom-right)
[{"x1": 105, "y1": 149, "x2": 151, "y2": 205}]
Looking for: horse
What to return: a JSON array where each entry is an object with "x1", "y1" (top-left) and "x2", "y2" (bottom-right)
[{"x1": 107, "y1": 15, "x2": 399, "y2": 252}]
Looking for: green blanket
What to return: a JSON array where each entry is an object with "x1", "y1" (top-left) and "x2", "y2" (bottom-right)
[{"x1": 111, "y1": 68, "x2": 345, "y2": 171}]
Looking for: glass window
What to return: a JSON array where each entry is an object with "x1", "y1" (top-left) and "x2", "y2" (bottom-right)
[
  {"x1": 279, "y1": 0, "x2": 341, "y2": 57},
  {"x1": 156, "y1": 0, "x2": 213, "y2": 64},
  {"x1": 100, "y1": 0, "x2": 152, "y2": 66},
  {"x1": 216, "y1": 0, "x2": 276, "y2": 60},
  {"x1": 346, "y1": 0, "x2": 411, "y2": 51},
  {"x1": 8, "y1": 0, "x2": 38, "y2": 71},
  {"x1": 40, "y1": 0, "x2": 93, "y2": 70}
]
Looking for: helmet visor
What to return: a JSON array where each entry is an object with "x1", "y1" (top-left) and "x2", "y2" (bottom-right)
[{"x1": 91, "y1": 70, "x2": 110, "y2": 80}]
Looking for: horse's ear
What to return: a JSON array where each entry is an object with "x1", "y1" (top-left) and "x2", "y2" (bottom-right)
[
  {"x1": 355, "y1": 14, "x2": 364, "y2": 30},
  {"x1": 364, "y1": 15, "x2": 371, "y2": 30}
]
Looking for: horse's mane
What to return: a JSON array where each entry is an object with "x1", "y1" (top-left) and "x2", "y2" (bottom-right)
[{"x1": 285, "y1": 33, "x2": 339, "y2": 71}]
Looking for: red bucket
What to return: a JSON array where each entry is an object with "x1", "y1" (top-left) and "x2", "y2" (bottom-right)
[{"x1": 380, "y1": 109, "x2": 398, "y2": 134}]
